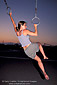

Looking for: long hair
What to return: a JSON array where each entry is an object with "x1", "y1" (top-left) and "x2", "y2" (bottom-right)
[{"x1": 16, "y1": 21, "x2": 26, "y2": 31}]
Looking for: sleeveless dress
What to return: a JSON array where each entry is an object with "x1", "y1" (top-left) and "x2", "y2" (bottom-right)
[{"x1": 17, "y1": 30, "x2": 39, "y2": 59}]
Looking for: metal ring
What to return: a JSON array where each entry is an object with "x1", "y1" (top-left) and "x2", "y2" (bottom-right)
[
  {"x1": 6, "y1": 7, "x2": 12, "y2": 15},
  {"x1": 32, "y1": 16, "x2": 40, "y2": 26}
]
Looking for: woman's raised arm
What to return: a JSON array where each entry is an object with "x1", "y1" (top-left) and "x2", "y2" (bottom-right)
[
  {"x1": 25, "y1": 24, "x2": 38, "y2": 36},
  {"x1": 9, "y1": 12, "x2": 17, "y2": 32}
]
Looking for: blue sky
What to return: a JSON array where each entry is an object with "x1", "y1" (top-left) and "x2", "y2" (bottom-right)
[{"x1": 0, "y1": 0, "x2": 57, "y2": 45}]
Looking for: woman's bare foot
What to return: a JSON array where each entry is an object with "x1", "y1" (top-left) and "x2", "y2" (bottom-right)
[
  {"x1": 44, "y1": 56, "x2": 48, "y2": 59},
  {"x1": 44, "y1": 73, "x2": 49, "y2": 80}
]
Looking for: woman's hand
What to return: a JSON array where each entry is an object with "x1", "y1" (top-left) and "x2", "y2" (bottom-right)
[
  {"x1": 9, "y1": 12, "x2": 12, "y2": 16},
  {"x1": 34, "y1": 24, "x2": 37, "y2": 27},
  {"x1": 9, "y1": 12, "x2": 17, "y2": 32}
]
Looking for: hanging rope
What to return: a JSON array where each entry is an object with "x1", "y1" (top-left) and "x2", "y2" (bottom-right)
[
  {"x1": 4, "y1": 0, "x2": 8, "y2": 8},
  {"x1": 35, "y1": 0, "x2": 37, "y2": 17},
  {"x1": 4, "y1": 0, "x2": 12, "y2": 15},
  {"x1": 32, "y1": 0, "x2": 40, "y2": 26}
]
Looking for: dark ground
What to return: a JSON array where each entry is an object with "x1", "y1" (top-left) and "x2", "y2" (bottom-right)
[{"x1": 0, "y1": 58, "x2": 57, "y2": 85}]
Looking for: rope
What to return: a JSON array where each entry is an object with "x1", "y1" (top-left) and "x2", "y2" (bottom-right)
[
  {"x1": 4, "y1": 0, "x2": 11, "y2": 15},
  {"x1": 36, "y1": 0, "x2": 37, "y2": 8},
  {"x1": 4, "y1": 0, "x2": 8, "y2": 8},
  {"x1": 35, "y1": 0, "x2": 37, "y2": 17}
]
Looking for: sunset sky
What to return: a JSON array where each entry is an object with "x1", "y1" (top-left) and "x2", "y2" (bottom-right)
[{"x1": 0, "y1": 0, "x2": 57, "y2": 45}]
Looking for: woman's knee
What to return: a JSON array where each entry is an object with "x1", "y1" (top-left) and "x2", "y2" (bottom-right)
[
  {"x1": 34, "y1": 55, "x2": 41, "y2": 62},
  {"x1": 38, "y1": 42, "x2": 42, "y2": 47}
]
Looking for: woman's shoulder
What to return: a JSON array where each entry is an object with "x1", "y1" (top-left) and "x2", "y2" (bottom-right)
[
  {"x1": 16, "y1": 30, "x2": 22, "y2": 36},
  {"x1": 16, "y1": 29, "x2": 28, "y2": 36},
  {"x1": 16, "y1": 31, "x2": 19, "y2": 36},
  {"x1": 23, "y1": 29, "x2": 29, "y2": 35},
  {"x1": 23, "y1": 29, "x2": 29, "y2": 33}
]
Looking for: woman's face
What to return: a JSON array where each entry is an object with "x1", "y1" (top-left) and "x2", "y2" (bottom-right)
[{"x1": 22, "y1": 23, "x2": 27, "y2": 30}]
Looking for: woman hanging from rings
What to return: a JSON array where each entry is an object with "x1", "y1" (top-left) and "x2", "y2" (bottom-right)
[{"x1": 9, "y1": 11, "x2": 49, "y2": 80}]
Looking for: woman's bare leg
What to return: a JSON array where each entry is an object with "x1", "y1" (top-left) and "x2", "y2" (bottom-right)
[
  {"x1": 34, "y1": 55, "x2": 49, "y2": 80},
  {"x1": 38, "y1": 42, "x2": 48, "y2": 59}
]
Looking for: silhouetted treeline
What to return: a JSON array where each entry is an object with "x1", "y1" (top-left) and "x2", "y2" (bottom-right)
[
  {"x1": 0, "y1": 43, "x2": 22, "y2": 51},
  {"x1": 0, "y1": 43, "x2": 57, "y2": 60},
  {"x1": 0, "y1": 43, "x2": 27, "y2": 58}
]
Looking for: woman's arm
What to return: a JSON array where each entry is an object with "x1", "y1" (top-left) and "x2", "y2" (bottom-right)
[
  {"x1": 9, "y1": 12, "x2": 17, "y2": 32},
  {"x1": 26, "y1": 24, "x2": 38, "y2": 36}
]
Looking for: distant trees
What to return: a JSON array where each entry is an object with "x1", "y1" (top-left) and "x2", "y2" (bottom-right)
[{"x1": 0, "y1": 43, "x2": 22, "y2": 51}]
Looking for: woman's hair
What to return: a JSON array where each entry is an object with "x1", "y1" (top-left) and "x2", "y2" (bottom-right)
[{"x1": 16, "y1": 21, "x2": 26, "y2": 31}]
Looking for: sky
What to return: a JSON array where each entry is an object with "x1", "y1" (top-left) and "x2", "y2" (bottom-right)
[{"x1": 0, "y1": 0, "x2": 57, "y2": 45}]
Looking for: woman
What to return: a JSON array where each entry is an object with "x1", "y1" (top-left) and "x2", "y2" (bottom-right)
[{"x1": 9, "y1": 12, "x2": 49, "y2": 80}]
